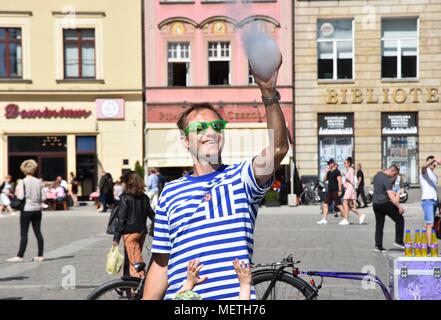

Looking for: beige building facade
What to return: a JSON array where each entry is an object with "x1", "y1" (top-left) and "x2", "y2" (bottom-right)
[
  {"x1": 294, "y1": 0, "x2": 441, "y2": 185},
  {"x1": 0, "y1": 0, "x2": 143, "y2": 197}
]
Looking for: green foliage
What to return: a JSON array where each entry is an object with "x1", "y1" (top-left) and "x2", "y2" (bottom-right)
[
  {"x1": 265, "y1": 190, "x2": 280, "y2": 203},
  {"x1": 134, "y1": 161, "x2": 145, "y2": 178}
]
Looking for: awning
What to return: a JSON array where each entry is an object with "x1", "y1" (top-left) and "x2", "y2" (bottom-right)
[{"x1": 145, "y1": 127, "x2": 291, "y2": 168}]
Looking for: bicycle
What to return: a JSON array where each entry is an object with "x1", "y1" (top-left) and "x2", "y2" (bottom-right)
[
  {"x1": 252, "y1": 254, "x2": 392, "y2": 300},
  {"x1": 86, "y1": 220, "x2": 154, "y2": 300}
]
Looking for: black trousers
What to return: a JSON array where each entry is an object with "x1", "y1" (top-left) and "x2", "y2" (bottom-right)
[
  {"x1": 18, "y1": 210, "x2": 44, "y2": 257},
  {"x1": 356, "y1": 186, "x2": 368, "y2": 206},
  {"x1": 373, "y1": 202, "x2": 404, "y2": 248}
]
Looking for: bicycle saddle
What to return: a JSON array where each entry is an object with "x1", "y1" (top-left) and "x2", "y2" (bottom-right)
[{"x1": 134, "y1": 262, "x2": 146, "y2": 273}]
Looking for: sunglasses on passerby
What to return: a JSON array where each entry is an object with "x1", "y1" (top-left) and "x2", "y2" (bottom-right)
[{"x1": 184, "y1": 120, "x2": 228, "y2": 136}]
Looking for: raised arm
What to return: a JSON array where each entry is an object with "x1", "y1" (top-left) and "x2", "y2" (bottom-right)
[{"x1": 252, "y1": 60, "x2": 289, "y2": 187}]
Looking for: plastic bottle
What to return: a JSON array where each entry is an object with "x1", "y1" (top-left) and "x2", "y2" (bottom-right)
[
  {"x1": 421, "y1": 229, "x2": 428, "y2": 257},
  {"x1": 414, "y1": 229, "x2": 421, "y2": 257},
  {"x1": 431, "y1": 230, "x2": 438, "y2": 257},
  {"x1": 404, "y1": 230, "x2": 412, "y2": 257}
]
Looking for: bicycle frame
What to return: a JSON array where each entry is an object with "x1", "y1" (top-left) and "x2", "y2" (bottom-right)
[{"x1": 253, "y1": 255, "x2": 393, "y2": 300}]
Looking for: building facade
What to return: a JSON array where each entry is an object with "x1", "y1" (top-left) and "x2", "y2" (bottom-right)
[
  {"x1": 295, "y1": 0, "x2": 441, "y2": 186},
  {"x1": 144, "y1": 0, "x2": 293, "y2": 181},
  {"x1": 0, "y1": 0, "x2": 143, "y2": 197}
]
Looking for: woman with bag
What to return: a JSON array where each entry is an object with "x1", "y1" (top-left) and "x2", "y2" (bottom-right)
[
  {"x1": 6, "y1": 160, "x2": 46, "y2": 263},
  {"x1": 110, "y1": 171, "x2": 155, "y2": 278}
]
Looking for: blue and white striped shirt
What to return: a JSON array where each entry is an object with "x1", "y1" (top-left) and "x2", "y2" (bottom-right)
[{"x1": 151, "y1": 158, "x2": 273, "y2": 300}]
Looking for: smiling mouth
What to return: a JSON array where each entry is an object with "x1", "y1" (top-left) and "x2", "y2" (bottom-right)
[{"x1": 202, "y1": 140, "x2": 218, "y2": 145}]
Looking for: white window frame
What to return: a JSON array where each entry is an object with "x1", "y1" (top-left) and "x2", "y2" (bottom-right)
[
  {"x1": 208, "y1": 41, "x2": 231, "y2": 85},
  {"x1": 381, "y1": 18, "x2": 419, "y2": 80},
  {"x1": 167, "y1": 42, "x2": 191, "y2": 86},
  {"x1": 54, "y1": 16, "x2": 103, "y2": 81},
  {"x1": 317, "y1": 19, "x2": 355, "y2": 81}
]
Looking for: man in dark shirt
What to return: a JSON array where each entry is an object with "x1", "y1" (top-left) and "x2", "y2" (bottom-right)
[
  {"x1": 372, "y1": 165, "x2": 405, "y2": 252},
  {"x1": 356, "y1": 163, "x2": 368, "y2": 208},
  {"x1": 317, "y1": 159, "x2": 345, "y2": 225}
]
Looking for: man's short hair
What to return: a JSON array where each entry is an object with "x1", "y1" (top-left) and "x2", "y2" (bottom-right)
[
  {"x1": 176, "y1": 103, "x2": 225, "y2": 132},
  {"x1": 389, "y1": 164, "x2": 400, "y2": 173},
  {"x1": 327, "y1": 159, "x2": 335, "y2": 165},
  {"x1": 426, "y1": 155, "x2": 435, "y2": 162}
]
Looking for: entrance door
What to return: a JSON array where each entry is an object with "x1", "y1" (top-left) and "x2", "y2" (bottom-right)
[
  {"x1": 41, "y1": 156, "x2": 67, "y2": 181},
  {"x1": 76, "y1": 154, "x2": 97, "y2": 200}
]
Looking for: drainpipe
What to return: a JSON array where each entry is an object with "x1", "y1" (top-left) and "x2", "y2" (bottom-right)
[{"x1": 141, "y1": 0, "x2": 146, "y2": 171}]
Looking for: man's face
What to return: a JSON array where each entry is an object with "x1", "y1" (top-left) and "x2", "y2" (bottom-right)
[
  {"x1": 182, "y1": 109, "x2": 225, "y2": 164},
  {"x1": 356, "y1": 164, "x2": 361, "y2": 171},
  {"x1": 428, "y1": 159, "x2": 437, "y2": 171}
]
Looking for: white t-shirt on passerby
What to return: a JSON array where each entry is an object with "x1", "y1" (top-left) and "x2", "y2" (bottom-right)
[{"x1": 420, "y1": 168, "x2": 438, "y2": 200}]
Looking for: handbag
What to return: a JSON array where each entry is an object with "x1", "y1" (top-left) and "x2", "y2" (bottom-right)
[
  {"x1": 10, "y1": 183, "x2": 26, "y2": 211},
  {"x1": 106, "y1": 204, "x2": 120, "y2": 235},
  {"x1": 105, "y1": 246, "x2": 124, "y2": 275}
]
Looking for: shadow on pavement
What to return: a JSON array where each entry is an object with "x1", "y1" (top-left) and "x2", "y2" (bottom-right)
[
  {"x1": 43, "y1": 255, "x2": 75, "y2": 262},
  {"x1": 0, "y1": 297, "x2": 23, "y2": 300},
  {"x1": 0, "y1": 276, "x2": 29, "y2": 282}
]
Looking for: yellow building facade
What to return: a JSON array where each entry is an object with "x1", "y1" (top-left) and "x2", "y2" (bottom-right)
[
  {"x1": 0, "y1": 0, "x2": 143, "y2": 196},
  {"x1": 295, "y1": 0, "x2": 441, "y2": 185}
]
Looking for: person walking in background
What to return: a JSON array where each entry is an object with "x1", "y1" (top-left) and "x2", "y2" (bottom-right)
[
  {"x1": 317, "y1": 159, "x2": 345, "y2": 225},
  {"x1": 113, "y1": 178, "x2": 124, "y2": 205},
  {"x1": 342, "y1": 158, "x2": 365, "y2": 225},
  {"x1": 146, "y1": 168, "x2": 159, "y2": 210},
  {"x1": 372, "y1": 164, "x2": 405, "y2": 253},
  {"x1": 98, "y1": 171, "x2": 114, "y2": 213},
  {"x1": 392, "y1": 167, "x2": 402, "y2": 204},
  {"x1": 6, "y1": 160, "x2": 46, "y2": 263},
  {"x1": 356, "y1": 163, "x2": 368, "y2": 208},
  {"x1": 0, "y1": 175, "x2": 15, "y2": 217},
  {"x1": 69, "y1": 172, "x2": 79, "y2": 207},
  {"x1": 110, "y1": 171, "x2": 155, "y2": 278},
  {"x1": 420, "y1": 156, "x2": 441, "y2": 252}
]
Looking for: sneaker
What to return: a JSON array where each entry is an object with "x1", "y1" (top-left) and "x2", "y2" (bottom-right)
[
  {"x1": 33, "y1": 256, "x2": 44, "y2": 262},
  {"x1": 393, "y1": 242, "x2": 405, "y2": 249},
  {"x1": 374, "y1": 247, "x2": 387, "y2": 253},
  {"x1": 316, "y1": 219, "x2": 328, "y2": 225},
  {"x1": 6, "y1": 256, "x2": 24, "y2": 263},
  {"x1": 359, "y1": 214, "x2": 366, "y2": 225},
  {"x1": 338, "y1": 219, "x2": 350, "y2": 225},
  {"x1": 334, "y1": 213, "x2": 339, "y2": 218}
]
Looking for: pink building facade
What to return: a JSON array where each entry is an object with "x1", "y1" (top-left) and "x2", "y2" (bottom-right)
[{"x1": 144, "y1": 0, "x2": 294, "y2": 184}]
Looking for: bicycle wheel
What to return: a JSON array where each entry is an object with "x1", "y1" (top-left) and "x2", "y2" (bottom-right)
[
  {"x1": 253, "y1": 271, "x2": 317, "y2": 300},
  {"x1": 86, "y1": 279, "x2": 142, "y2": 300}
]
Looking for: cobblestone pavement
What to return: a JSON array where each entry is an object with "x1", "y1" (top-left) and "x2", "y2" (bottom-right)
[{"x1": 0, "y1": 202, "x2": 426, "y2": 300}]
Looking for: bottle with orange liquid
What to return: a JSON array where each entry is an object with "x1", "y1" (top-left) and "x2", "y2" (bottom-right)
[
  {"x1": 414, "y1": 229, "x2": 421, "y2": 257},
  {"x1": 421, "y1": 229, "x2": 428, "y2": 257},
  {"x1": 430, "y1": 230, "x2": 438, "y2": 257},
  {"x1": 404, "y1": 230, "x2": 412, "y2": 256}
]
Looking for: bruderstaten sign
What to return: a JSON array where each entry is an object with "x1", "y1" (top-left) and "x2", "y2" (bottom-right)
[{"x1": 5, "y1": 104, "x2": 92, "y2": 119}]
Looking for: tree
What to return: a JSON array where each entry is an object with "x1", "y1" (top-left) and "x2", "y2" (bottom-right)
[{"x1": 134, "y1": 161, "x2": 145, "y2": 178}]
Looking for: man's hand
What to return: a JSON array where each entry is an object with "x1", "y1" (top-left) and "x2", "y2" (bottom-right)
[
  {"x1": 112, "y1": 241, "x2": 118, "y2": 247},
  {"x1": 399, "y1": 206, "x2": 405, "y2": 215}
]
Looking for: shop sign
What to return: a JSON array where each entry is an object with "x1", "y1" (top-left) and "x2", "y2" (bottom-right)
[
  {"x1": 318, "y1": 113, "x2": 354, "y2": 136},
  {"x1": 96, "y1": 99, "x2": 125, "y2": 120},
  {"x1": 5, "y1": 104, "x2": 91, "y2": 119},
  {"x1": 382, "y1": 113, "x2": 418, "y2": 135},
  {"x1": 326, "y1": 88, "x2": 439, "y2": 105}
]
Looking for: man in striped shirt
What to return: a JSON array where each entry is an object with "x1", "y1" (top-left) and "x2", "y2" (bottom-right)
[{"x1": 143, "y1": 61, "x2": 289, "y2": 300}]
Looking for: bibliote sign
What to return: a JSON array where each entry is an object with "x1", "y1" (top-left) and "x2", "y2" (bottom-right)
[{"x1": 4, "y1": 104, "x2": 91, "y2": 119}]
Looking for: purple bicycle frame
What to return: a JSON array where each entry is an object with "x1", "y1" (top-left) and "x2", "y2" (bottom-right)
[{"x1": 302, "y1": 271, "x2": 393, "y2": 300}]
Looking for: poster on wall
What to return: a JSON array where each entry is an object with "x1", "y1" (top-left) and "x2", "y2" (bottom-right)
[
  {"x1": 382, "y1": 113, "x2": 418, "y2": 135},
  {"x1": 318, "y1": 113, "x2": 354, "y2": 136}
]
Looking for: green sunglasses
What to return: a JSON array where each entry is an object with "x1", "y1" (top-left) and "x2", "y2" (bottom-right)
[{"x1": 184, "y1": 120, "x2": 228, "y2": 136}]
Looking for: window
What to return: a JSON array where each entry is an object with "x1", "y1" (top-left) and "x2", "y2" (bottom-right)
[
  {"x1": 317, "y1": 20, "x2": 353, "y2": 80},
  {"x1": 168, "y1": 42, "x2": 190, "y2": 86},
  {"x1": 0, "y1": 28, "x2": 22, "y2": 78},
  {"x1": 381, "y1": 18, "x2": 418, "y2": 79},
  {"x1": 208, "y1": 41, "x2": 231, "y2": 85},
  {"x1": 63, "y1": 29, "x2": 95, "y2": 78}
]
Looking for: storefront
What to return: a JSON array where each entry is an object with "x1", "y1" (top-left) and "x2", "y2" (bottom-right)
[
  {"x1": 318, "y1": 113, "x2": 354, "y2": 179},
  {"x1": 0, "y1": 98, "x2": 143, "y2": 198},
  {"x1": 381, "y1": 112, "x2": 419, "y2": 185}
]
